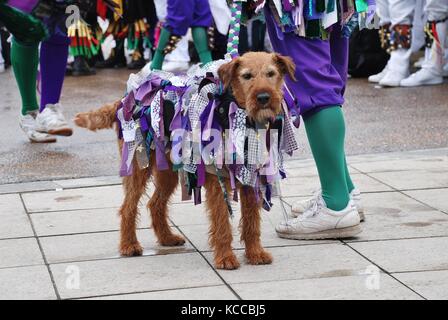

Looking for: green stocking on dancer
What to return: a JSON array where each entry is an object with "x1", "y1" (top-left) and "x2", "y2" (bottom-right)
[{"x1": 151, "y1": 0, "x2": 213, "y2": 70}]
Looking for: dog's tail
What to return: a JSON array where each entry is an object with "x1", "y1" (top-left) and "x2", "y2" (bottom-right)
[{"x1": 73, "y1": 101, "x2": 120, "y2": 131}]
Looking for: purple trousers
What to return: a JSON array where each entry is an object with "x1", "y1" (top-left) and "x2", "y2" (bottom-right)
[
  {"x1": 265, "y1": 8, "x2": 349, "y2": 117},
  {"x1": 166, "y1": 0, "x2": 213, "y2": 36}
]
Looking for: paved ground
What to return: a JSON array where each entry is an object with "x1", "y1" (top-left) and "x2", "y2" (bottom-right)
[
  {"x1": 0, "y1": 67, "x2": 447, "y2": 184},
  {"x1": 1, "y1": 148, "x2": 447, "y2": 300}
]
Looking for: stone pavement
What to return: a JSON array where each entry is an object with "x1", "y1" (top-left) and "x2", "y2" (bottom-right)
[{"x1": 0, "y1": 148, "x2": 447, "y2": 300}]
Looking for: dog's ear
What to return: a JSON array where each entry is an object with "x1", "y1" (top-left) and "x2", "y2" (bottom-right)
[
  {"x1": 218, "y1": 58, "x2": 240, "y2": 90},
  {"x1": 273, "y1": 54, "x2": 296, "y2": 81}
]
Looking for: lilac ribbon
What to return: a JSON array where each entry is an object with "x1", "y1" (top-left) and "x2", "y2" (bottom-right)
[
  {"x1": 121, "y1": 91, "x2": 136, "y2": 121},
  {"x1": 135, "y1": 76, "x2": 163, "y2": 106}
]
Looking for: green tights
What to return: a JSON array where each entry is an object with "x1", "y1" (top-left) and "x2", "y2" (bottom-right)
[
  {"x1": 11, "y1": 39, "x2": 39, "y2": 115},
  {"x1": 304, "y1": 106, "x2": 355, "y2": 211},
  {"x1": 151, "y1": 27, "x2": 212, "y2": 70}
]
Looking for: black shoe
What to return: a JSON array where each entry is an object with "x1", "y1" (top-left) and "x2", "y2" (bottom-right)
[
  {"x1": 127, "y1": 57, "x2": 146, "y2": 70},
  {"x1": 72, "y1": 56, "x2": 96, "y2": 76}
]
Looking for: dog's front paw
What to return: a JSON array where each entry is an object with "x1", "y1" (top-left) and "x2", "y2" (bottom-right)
[
  {"x1": 159, "y1": 234, "x2": 185, "y2": 246},
  {"x1": 120, "y1": 242, "x2": 144, "y2": 256},
  {"x1": 246, "y1": 249, "x2": 273, "y2": 265},
  {"x1": 215, "y1": 253, "x2": 240, "y2": 270}
]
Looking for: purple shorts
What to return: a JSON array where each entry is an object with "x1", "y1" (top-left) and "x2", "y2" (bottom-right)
[
  {"x1": 7, "y1": 0, "x2": 39, "y2": 13},
  {"x1": 166, "y1": 0, "x2": 213, "y2": 36},
  {"x1": 265, "y1": 7, "x2": 349, "y2": 117}
]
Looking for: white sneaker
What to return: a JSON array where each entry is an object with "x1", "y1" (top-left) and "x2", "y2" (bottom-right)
[
  {"x1": 379, "y1": 49, "x2": 411, "y2": 87},
  {"x1": 368, "y1": 65, "x2": 389, "y2": 83},
  {"x1": 276, "y1": 195, "x2": 362, "y2": 240},
  {"x1": 162, "y1": 60, "x2": 189, "y2": 73},
  {"x1": 291, "y1": 188, "x2": 365, "y2": 221},
  {"x1": 443, "y1": 62, "x2": 448, "y2": 77},
  {"x1": 0, "y1": 63, "x2": 5, "y2": 73},
  {"x1": 19, "y1": 112, "x2": 57, "y2": 143},
  {"x1": 36, "y1": 104, "x2": 73, "y2": 136},
  {"x1": 413, "y1": 56, "x2": 425, "y2": 68},
  {"x1": 400, "y1": 68, "x2": 443, "y2": 87},
  {"x1": 379, "y1": 68, "x2": 409, "y2": 87}
]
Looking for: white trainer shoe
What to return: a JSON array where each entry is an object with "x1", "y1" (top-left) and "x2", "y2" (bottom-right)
[
  {"x1": 400, "y1": 68, "x2": 443, "y2": 87},
  {"x1": 368, "y1": 65, "x2": 389, "y2": 83},
  {"x1": 276, "y1": 195, "x2": 362, "y2": 240},
  {"x1": 379, "y1": 68, "x2": 409, "y2": 87},
  {"x1": 291, "y1": 188, "x2": 365, "y2": 221},
  {"x1": 19, "y1": 112, "x2": 57, "y2": 143},
  {"x1": 413, "y1": 56, "x2": 425, "y2": 68},
  {"x1": 0, "y1": 62, "x2": 5, "y2": 73},
  {"x1": 379, "y1": 49, "x2": 412, "y2": 87},
  {"x1": 162, "y1": 60, "x2": 189, "y2": 73},
  {"x1": 36, "y1": 103, "x2": 73, "y2": 136}
]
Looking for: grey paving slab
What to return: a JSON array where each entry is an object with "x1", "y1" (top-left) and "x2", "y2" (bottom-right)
[
  {"x1": 53, "y1": 176, "x2": 122, "y2": 189},
  {"x1": 86, "y1": 285, "x2": 237, "y2": 300},
  {"x1": 350, "y1": 156, "x2": 448, "y2": 173},
  {"x1": 403, "y1": 188, "x2": 448, "y2": 213},
  {"x1": 232, "y1": 274, "x2": 421, "y2": 300},
  {"x1": 279, "y1": 173, "x2": 393, "y2": 198},
  {"x1": 349, "y1": 237, "x2": 448, "y2": 273},
  {"x1": 394, "y1": 270, "x2": 448, "y2": 300},
  {"x1": 0, "y1": 194, "x2": 34, "y2": 239},
  {"x1": 50, "y1": 252, "x2": 223, "y2": 299},
  {"x1": 40, "y1": 229, "x2": 194, "y2": 264},
  {"x1": 369, "y1": 170, "x2": 448, "y2": 190},
  {"x1": 0, "y1": 181, "x2": 61, "y2": 195},
  {"x1": 22, "y1": 185, "x2": 124, "y2": 213},
  {"x1": 0, "y1": 238, "x2": 44, "y2": 268},
  {"x1": 204, "y1": 244, "x2": 371, "y2": 284},
  {"x1": 0, "y1": 265, "x2": 56, "y2": 300},
  {"x1": 31, "y1": 207, "x2": 153, "y2": 237},
  {"x1": 344, "y1": 192, "x2": 448, "y2": 242},
  {"x1": 178, "y1": 216, "x2": 336, "y2": 252}
]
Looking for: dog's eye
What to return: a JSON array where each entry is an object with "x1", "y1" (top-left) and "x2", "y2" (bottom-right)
[
  {"x1": 242, "y1": 73, "x2": 253, "y2": 80},
  {"x1": 267, "y1": 71, "x2": 276, "y2": 78}
]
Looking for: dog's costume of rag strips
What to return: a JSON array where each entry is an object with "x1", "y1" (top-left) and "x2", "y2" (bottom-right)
[{"x1": 115, "y1": 0, "x2": 375, "y2": 214}]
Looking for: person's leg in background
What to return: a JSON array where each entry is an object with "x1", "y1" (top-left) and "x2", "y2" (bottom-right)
[
  {"x1": 153, "y1": 0, "x2": 190, "y2": 72},
  {"x1": 368, "y1": 0, "x2": 392, "y2": 83},
  {"x1": 151, "y1": 0, "x2": 212, "y2": 70},
  {"x1": 11, "y1": 38, "x2": 57, "y2": 142},
  {"x1": 379, "y1": 0, "x2": 416, "y2": 87},
  {"x1": 0, "y1": 37, "x2": 4, "y2": 72},
  {"x1": 401, "y1": 0, "x2": 448, "y2": 86},
  {"x1": 35, "y1": 31, "x2": 73, "y2": 136},
  {"x1": 251, "y1": 18, "x2": 266, "y2": 52}
]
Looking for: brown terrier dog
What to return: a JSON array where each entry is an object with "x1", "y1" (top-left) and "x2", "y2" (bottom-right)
[{"x1": 74, "y1": 52, "x2": 295, "y2": 270}]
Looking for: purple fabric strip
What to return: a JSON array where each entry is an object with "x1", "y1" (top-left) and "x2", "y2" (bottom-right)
[
  {"x1": 202, "y1": 100, "x2": 217, "y2": 141},
  {"x1": 119, "y1": 143, "x2": 133, "y2": 177},
  {"x1": 121, "y1": 91, "x2": 136, "y2": 121},
  {"x1": 197, "y1": 162, "x2": 206, "y2": 187},
  {"x1": 154, "y1": 135, "x2": 169, "y2": 170}
]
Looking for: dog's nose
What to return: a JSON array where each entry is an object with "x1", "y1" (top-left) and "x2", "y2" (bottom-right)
[{"x1": 256, "y1": 92, "x2": 271, "y2": 105}]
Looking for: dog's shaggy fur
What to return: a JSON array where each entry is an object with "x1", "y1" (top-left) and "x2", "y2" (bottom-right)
[{"x1": 74, "y1": 52, "x2": 295, "y2": 270}]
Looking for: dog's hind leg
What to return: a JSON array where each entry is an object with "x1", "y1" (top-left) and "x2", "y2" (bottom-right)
[
  {"x1": 239, "y1": 187, "x2": 273, "y2": 265},
  {"x1": 148, "y1": 164, "x2": 185, "y2": 246},
  {"x1": 204, "y1": 174, "x2": 240, "y2": 270},
  {"x1": 119, "y1": 164, "x2": 150, "y2": 256}
]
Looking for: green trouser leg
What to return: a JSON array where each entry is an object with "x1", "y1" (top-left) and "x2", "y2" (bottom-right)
[
  {"x1": 344, "y1": 156, "x2": 355, "y2": 193},
  {"x1": 11, "y1": 39, "x2": 39, "y2": 115},
  {"x1": 191, "y1": 27, "x2": 212, "y2": 64},
  {"x1": 151, "y1": 27, "x2": 171, "y2": 70},
  {"x1": 304, "y1": 106, "x2": 351, "y2": 211}
]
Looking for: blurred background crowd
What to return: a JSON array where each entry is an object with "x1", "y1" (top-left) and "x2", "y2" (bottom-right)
[{"x1": 0, "y1": 0, "x2": 446, "y2": 144}]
